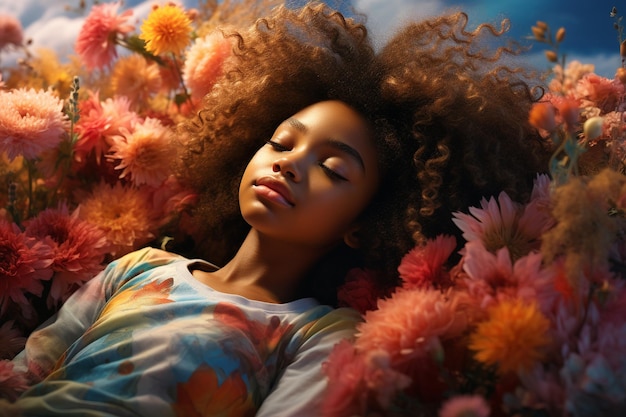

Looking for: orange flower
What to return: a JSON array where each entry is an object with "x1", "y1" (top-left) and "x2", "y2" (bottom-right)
[
  {"x1": 528, "y1": 101, "x2": 557, "y2": 132},
  {"x1": 469, "y1": 298, "x2": 551, "y2": 374},
  {"x1": 111, "y1": 55, "x2": 162, "y2": 105},
  {"x1": 139, "y1": 4, "x2": 192, "y2": 56}
]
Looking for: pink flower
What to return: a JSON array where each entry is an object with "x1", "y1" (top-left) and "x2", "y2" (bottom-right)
[
  {"x1": 439, "y1": 395, "x2": 490, "y2": 417},
  {"x1": 337, "y1": 268, "x2": 388, "y2": 314},
  {"x1": 452, "y1": 191, "x2": 543, "y2": 260},
  {"x1": 108, "y1": 117, "x2": 176, "y2": 187},
  {"x1": 0, "y1": 359, "x2": 29, "y2": 402},
  {"x1": 151, "y1": 175, "x2": 198, "y2": 217},
  {"x1": 575, "y1": 73, "x2": 624, "y2": 114},
  {"x1": 24, "y1": 204, "x2": 108, "y2": 307},
  {"x1": 74, "y1": 92, "x2": 139, "y2": 163},
  {"x1": 183, "y1": 31, "x2": 233, "y2": 100},
  {"x1": 0, "y1": 15, "x2": 23, "y2": 50},
  {"x1": 74, "y1": 1, "x2": 134, "y2": 70},
  {"x1": 0, "y1": 321, "x2": 25, "y2": 360},
  {"x1": 398, "y1": 234, "x2": 457, "y2": 289},
  {"x1": 0, "y1": 88, "x2": 69, "y2": 161},
  {"x1": 0, "y1": 221, "x2": 54, "y2": 317},
  {"x1": 355, "y1": 287, "x2": 473, "y2": 365}
]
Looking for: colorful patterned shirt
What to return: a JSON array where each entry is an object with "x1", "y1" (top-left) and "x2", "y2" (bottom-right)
[{"x1": 10, "y1": 248, "x2": 360, "y2": 416}]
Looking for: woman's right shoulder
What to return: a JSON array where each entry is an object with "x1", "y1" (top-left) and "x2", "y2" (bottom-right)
[{"x1": 104, "y1": 247, "x2": 187, "y2": 281}]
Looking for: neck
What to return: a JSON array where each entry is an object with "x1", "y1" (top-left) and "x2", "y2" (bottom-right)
[{"x1": 210, "y1": 230, "x2": 331, "y2": 303}]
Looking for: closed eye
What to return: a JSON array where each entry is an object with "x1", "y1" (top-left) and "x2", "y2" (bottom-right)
[
  {"x1": 266, "y1": 140, "x2": 289, "y2": 152},
  {"x1": 319, "y1": 163, "x2": 348, "y2": 182}
]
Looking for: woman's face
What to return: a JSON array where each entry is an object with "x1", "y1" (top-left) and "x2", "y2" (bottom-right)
[{"x1": 239, "y1": 100, "x2": 380, "y2": 250}]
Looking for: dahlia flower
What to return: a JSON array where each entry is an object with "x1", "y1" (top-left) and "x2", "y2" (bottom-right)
[
  {"x1": 74, "y1": 1, "x2": 134, "y2": 70},
  {"x1": 0, "y1": 321, "x2": 25, "y2": 360},
  {"x1": 78, "y1": 182, "x2": 161, "y2": 256},
  {"x1": 24, "y1": 204, "x2": 108, "y2": 307},
  {"x1": 183, "y1": 31, "x2": 233, "y2": 100},
  {"x1": 398, "y1": 234, "x2": 457, "y2": 290},
  {"x1": 139, "y1": 4, "x2": 192, "y2": 56},
  {"x1": 0, "y1": 221, "x2": 54, "y2": 317},
  {"x1": 110, "y1": 55, "x2": 162, "y2": 104},
  {"x1": 108, "y1": 117, "x2": 176, "y2": 187},
  {"x1": 0, "y1": 88, "x2": 69, "y2": 161},
  {"x1": 0, "y1": 14, "x2": 23, "y2": 50}
]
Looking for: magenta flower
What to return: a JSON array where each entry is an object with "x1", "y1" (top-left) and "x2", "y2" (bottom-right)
[
  {"x1": 24, "y1": 204, "x2": 108, "y2": 307},
  {"x1": 0, "y1": 221, "x2": 54, "y2": 317},
  {"x1": 75, "y1": 1, "x2": 134, "y2": 70}
]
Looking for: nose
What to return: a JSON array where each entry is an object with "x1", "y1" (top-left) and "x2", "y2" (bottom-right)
[{"x1": 272, "y1": 156, "x2": 301, "y2": 182}]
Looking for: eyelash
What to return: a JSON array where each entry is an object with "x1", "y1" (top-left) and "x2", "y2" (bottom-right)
[{"x1": 266, "y1": 140, "x2": 348, "y2": 182}]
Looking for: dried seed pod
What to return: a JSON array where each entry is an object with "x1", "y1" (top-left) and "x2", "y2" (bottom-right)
[
  {"x1": 545, "y1": 50, "x2": 558, "y2": 63},
  {"x1": 555, "y1": 27, "x2": 566, "y2": 43}
]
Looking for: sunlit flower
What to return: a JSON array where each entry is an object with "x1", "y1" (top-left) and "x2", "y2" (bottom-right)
[
  {"x1": 183, "y1": 31, "x2": 232, "y2": 100},
  {"x1": 439, "y1": 395, "x2": 490, "y2": 417},
  {"x1": 398, "y1": 234, "x2": 457, "y2": 290},
  {"x1": 139, "y1": 4, "x2": 192, "y2": 56},
  {"x1": 24, "y1": 204, "x2": 108, "y2": 307},
  {"x1": 0, "y1": 359, "x2": 29, "y2": 402},
  {"x1": 469, "y1": 298, "x2": 551, "y2": 374},
  {"x1": 78, "y1": 182, "x2": 160, "y2": 256},
  {"x1": 108, "y1": 117, "x2": 176, "y2": 187},
  {"x1": 110, "y1": 54, "x2": 162, "y2": 105},
  {"x1": 356, "y1": 287, "x2": 473, "y2": 363},
  {"x1": 0, "y1": 88, "x2": 69, "y2": 161},
  {"x1": 0, "y1": 15, "x2": 23, "y2": 50},
  {"x1": 0, "y1": 221, "x2": 54, "y2": 316},
  {"x1": 75, "y1": 1, "x2": 134, "y2": 70},
  {"x1": 0, "y1": 321, "x2": 25, "y2": 360}
]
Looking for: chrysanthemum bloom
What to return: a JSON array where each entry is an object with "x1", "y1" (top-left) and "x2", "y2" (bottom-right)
[
  {"x1": 398, "y1": 234, "x2": 457, "y2": 290},
  {"x1": 0, "y1": 88, "x2": 69, "y2": 161},
  {"x1": 78, "y1": 182, "x2": 160, "y2": 256},
  {"x1": 0, "y1": 359, "x2": 29, "y2": 402},
  {"x1": 24, "y1": 204, "x2": 108, "y2": 307},
  {"x1": 356, "y1": 287, "x2": 473, "y2": 364},
  {"x1": 438, "y1": 395, "x2": 490, "y2": 417},
  {"x1": 74, "y1": 1, "x2": 134, "y2": 70},
  {"x1": 139, "y1": 4, "x2": 192, "y2": 56},
  {"x1": 452, "y1": 190, "x2": 547, "y2": 261},
  {"x1": 469, "y1": 298, "x2": 551, "y2": 374},
  {"x1": 108, "y1": 117, "x2": 176, "y2": 187},
  {"x1": 0, "y1": 221, "x2": 54, "y2": 317},
  {"x1": 74, "y1": 92, "x2": 140, "y2": 163},
  {"x1": 0, "y1": 15, "x2": 23, "y2": 50},
  {"x1": 0, "y1": 320, "x2": 25, "y2": 360},
  {"x1": 183, "y1": 31, "x2": 232, "y2": 100},
  {"x1": 110, "y1": 55, "x2": 162, "y2": 105}
]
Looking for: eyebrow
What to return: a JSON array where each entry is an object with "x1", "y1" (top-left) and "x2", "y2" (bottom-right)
[{"x1": 286, "y1": 117, "x2": 366, "y2": 172}]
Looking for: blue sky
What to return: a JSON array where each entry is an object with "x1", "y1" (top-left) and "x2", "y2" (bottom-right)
[{"x1": 0, "y1": 0, "x2": 622, "y2": 78}]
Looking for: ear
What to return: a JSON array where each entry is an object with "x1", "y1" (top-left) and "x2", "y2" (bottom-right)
[{"x1": 343, "y1": 225, "x2": 362, "y2": 249}]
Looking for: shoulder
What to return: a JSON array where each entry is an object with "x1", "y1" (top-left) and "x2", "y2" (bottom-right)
[
  {"x1": 103, "y1": 247, "x2": 188, "y2": 282},
  {"x1": 300, "y1": 306, "x2": 362, "y2": 340}
]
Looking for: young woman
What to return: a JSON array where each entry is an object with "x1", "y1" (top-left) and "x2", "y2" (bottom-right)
[{"x1": 4, "y1": 2, "x2": 552, "y2": 416}]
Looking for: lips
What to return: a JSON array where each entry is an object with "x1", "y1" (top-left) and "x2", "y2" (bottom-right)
[{"x1": 254, "y1": 177, "x2": 295, "y2": 207}]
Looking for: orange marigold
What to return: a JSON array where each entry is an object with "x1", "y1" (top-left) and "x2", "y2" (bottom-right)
[
  {"x1": 469, "y1": 298, "x2": 551, "y2": 374},
  {"x1": 139, "y1": 4, "x2": 192, "y2": 56}
]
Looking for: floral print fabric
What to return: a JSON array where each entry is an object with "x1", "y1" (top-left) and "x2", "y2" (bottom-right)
[{"x1": 10, "y1": 248, "x2": 359, "y2": 416}]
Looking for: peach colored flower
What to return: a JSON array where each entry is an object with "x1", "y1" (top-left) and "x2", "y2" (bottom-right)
[
  {"x1": 469, "y1": 298, "x2": 551, "y2": 374},
  {"x1": 355, "y1": 287, "x2": 473, "y2": 364},
  {"x1": 528, "y1": 101, "x2": 557, "y2": 132},
  {"x1": 0, "y1": 15, "x2": 23, "y2": 50},
  {"x1": 78, "y1": 182, "x2": 160, "y2": 257},
  {"x1": 0, "y1": 221, "x2": 54, "y2": 317},
  {"x1": 151, "y1": 175, "x2": 198, "y2": 216},
  {"x1": 0, "y1": 88, "x2": 69, "y2": 161},
  {"x1": 108, "y1": 117, "x2": 176, "y2": 187},
  {"x1": 75, "y1": 1, "x2": 134, "y2": 70},
  {"x1": 574, "y1": 73, "x2": 624, "y2": 114},
  {"x1": 183, "y1": 31, "x2": 233, "y2": 100},
  {"x1": 110, "y1": 55, "x2": 162, "y2": 105},
  {"x1": 24, "y1": 204, "x2": 108, "y2": 307},
  {"x1": 398, "y1": 234, "x2": 457, "y2": 290},
  {"x1": 139, "y1": 4, "x2": 192, "y2": 56}
]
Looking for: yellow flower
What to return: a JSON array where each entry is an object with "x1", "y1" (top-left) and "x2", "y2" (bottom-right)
[
  {"x1": 469, "y1": 299, "x2": 551, "y2": 374},
  {"x1": 139, "y1": 4, "x2": 192, "y2": 56}
]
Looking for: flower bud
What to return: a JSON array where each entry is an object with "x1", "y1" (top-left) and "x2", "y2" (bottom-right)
[
  {"x1": 616, "y1": 67, "x2": 626, "y2": 84},
  {"x1": 529, "y1": 102, "x2": 557, "y2": 132},
  {"x1": 545, "y1": 50, "x2": 558, "y2": 63},
  {"x1": 555, "y1": 27, "x2": 566, "y2": 43},
  {"x1": 583, "y1": 116, "x2": 604, "y2": 141},
  {"x1": 535, "y1": 21, "x2": 548, "y2": 30},
  {"x1": 531, "y1": 26, "x2": 546, "y2": 41}
]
